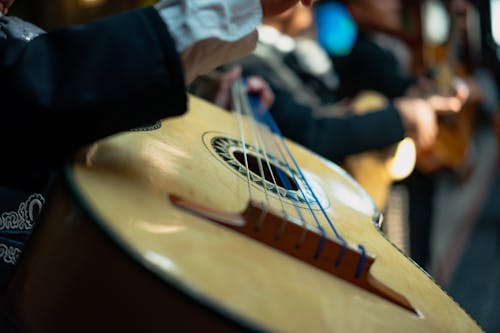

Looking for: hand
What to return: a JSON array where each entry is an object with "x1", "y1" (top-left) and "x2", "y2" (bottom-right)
[
  {"x1": 260, "y1": 0, "x2": 315, "y2": 17},
  {"x1": 426, "y1": 94, "x2": 463, "y2": 115},
  {"x1": 212, "y1": 66, "x2": 243, "y2": 110},
  {"x1": 182, "y1": 32, "x2": 258, "y2": 84},
  {"x1": 246, "y1": 76, "x2": 275, "y2": 110},
  {"x1": 395, "y1": 97, "x2": 438, "y2": 150},
  {"x1": 464, "y1": 77, "x2": 485, "y2": 104},
  {"x1": 208, "y1": 67, "x2": 275, "y2": 111},
  {"x1": 451, "y1": 76, "x2": 471, "y2": 102},
  {"x1": 0, "y1": 0, "x2": 15, "y2": 14}
]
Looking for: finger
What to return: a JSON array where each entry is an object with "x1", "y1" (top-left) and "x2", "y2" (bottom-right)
[
  {"x1": 220, "y1": 66, "x2": 242, "y2": 88},
  {"x1": 419, "y1": 131, "x2": 434, "y2": 151},
  {"x1": 246, "y1": 76, "x2": 275, "y2": 109},
  {"x1": 428, "y1": 96, "x2": 462, "y2": 114},
  {"x1": 0, "y1": 0, "x2": 14, "y2": 12},
  {"x1": 427, "y1": 126, "x2": 438, "y2": 149},
  {"x1": 246, "y1": 76, "x2": 266, "y2": 92},
  {"x1": 246, "y1": 77, "x2": 274, "y2": 108},
  {"x1": 214, "y1": 68, "x2": 242, "y2": 110},
  {"x1": 414, "y1": 114, "x2": 438, "y2": 150},
  {"x1": 260, "y1": 86, "x2": 275, "y2": 109},
  {"x1": 451, "y1": 78, "x2": 470, "y2": 102}
]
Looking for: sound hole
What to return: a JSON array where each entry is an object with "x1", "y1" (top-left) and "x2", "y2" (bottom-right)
[{"x1": 233, "y1": 151, "x2": 299, "y2": 191}]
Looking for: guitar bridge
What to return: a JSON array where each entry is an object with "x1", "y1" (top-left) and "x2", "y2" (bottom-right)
[{"x1": 169, "y1": 194, "x2": 417, "y2": 314}]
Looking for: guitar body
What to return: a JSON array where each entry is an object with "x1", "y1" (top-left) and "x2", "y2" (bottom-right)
[
  {"x1": 416, "y1": 98, "x2": 475, "y2": 177},
  {"x1": 340, "y1": 91, "x2": 416, "y2": 210},
  {"x1": 6, "y1": 96, "x2": 481, "y2": 332}
]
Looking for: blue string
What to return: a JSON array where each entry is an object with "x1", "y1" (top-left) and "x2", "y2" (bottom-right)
[
  {"x1": 247, "y1": 95, "x2": 370, "y2": 272},
  {"x1": 248, "y1": 94, "x2": 328, "y2": 257},
  {"x1": 248, "y1": 95, "x2": 344, "y2": 242},
  {"x1": 335, "y1": 241, "x2": 348, "y2": 267},
  {"x1": 248, "y1": 95, "x2": 296, "y2": 193},
  {"x1": 355, "y1": 245, "x2": 367, "y2": 278},
  {"x1": 313, "y1": 225, "x2": 326, "y2": 259}
]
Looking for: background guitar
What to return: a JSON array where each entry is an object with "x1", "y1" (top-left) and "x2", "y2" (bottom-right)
[
  {"x1": 417, "y1": 0, "x2": 481, "y2": 179},
  {"x1": 317, "y1": 90, "x2": 417, "y2": 212}
]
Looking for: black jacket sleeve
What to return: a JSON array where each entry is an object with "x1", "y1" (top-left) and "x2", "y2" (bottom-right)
[
  {"x1": 0, "y1": 7, "x2": 187, "y2": 182},
  {"x1": 236, "y1": 54, "x2": 405, "y2": 163},
  {"x1": 270, "y1": 85, "x2": 405, "y2": 162}
]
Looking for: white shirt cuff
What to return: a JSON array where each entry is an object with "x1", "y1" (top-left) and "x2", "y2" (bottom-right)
[{"x1": 156, "y1": 0, "x2": 262, "y2": 52}]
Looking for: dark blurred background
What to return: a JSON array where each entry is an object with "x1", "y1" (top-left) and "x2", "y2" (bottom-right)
[{"x1": 9, "y1": 0, "x2": 155, "y2": 30}]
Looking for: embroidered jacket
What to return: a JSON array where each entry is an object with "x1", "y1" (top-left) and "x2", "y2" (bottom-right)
[
  {"x1": 0, "y1": 7, "x2": 187, "y2": 291},
  {"x1": 0, "y1": 15, "x2": 47, "y2": 289}
]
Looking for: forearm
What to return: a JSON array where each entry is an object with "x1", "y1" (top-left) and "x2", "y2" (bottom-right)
[
  {"x1": 0, "y1": 7, "x2": 187, "y2": 169},
  {"x1": 309, "y1": 105, "x2": 406, "y2": 161},
  {"x1": 269, "y1": 86, "x2": 405, "y2": 162},
  {"x1": 157, "y1": 0, "x2": 262, "y2": 83}
]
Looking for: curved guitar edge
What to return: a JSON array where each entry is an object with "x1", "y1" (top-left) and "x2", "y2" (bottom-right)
[
  {"x1": 4, "y1": 94, "x2": 485, "y2": 333},
  {"x1": 4, "y1": 170, "x2": 266, "y2": 333},
  {"x1": 371, "y1": 220, "x2": 486, "y2": 332},
  {"x1": 8, "y1": 169, "x2": 485, "y2": 333}
]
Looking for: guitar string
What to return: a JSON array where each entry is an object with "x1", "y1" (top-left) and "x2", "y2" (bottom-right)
[
  {"x1": 233, "y1": 79, "x2": 274, "y2": 215},
  {"x1": 233, "y1": 80, "x2": 367, "y2": 273},
  {"x1": 258, "y1": 106, "x2": 345, "y2": 242},
  {"x1": 266, "y1": 128, "x2": 325, "y2": 246},
  {"x1": 235, "y1": 79, "x2": 292, "y2": 229},
  {"x1": 233, "y1": 80, "x2": 305, "y2": 233},
  {"x1": 248, "y1": 96, "x2": 330, "y2": 253},
  {"x1": 251, "y1": 98, "x2": 360, "y2": 262},
  {"x1": 243, "y1": 93, "x2": 313, "y2": 242},
  {"x1": 231, "y1": 81, "x2": 254, "y2": 203},
  {"x1": 234, "y1": 78, "x2": 325, "y2": 249}
]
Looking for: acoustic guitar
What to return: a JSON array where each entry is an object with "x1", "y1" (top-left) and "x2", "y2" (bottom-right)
[
  {"x1": 5, "y1": 92, "x2": 482, "y2": 332},
  {"x1": 338, "y1": 91, "x2": 416, "y2": 211}
]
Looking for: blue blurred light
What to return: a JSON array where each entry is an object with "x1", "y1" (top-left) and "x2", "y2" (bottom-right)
[{"x1": 314, "y1": 2, "x2": 358, "y2": 56}]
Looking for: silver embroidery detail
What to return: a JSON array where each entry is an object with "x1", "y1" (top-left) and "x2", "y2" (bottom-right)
[
  {"x1": 0, "y1": 193, "x2": 45, "y2": 231},
  {"x1": 0, "y1": 243, "x2": 21, "y2": 265}
]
